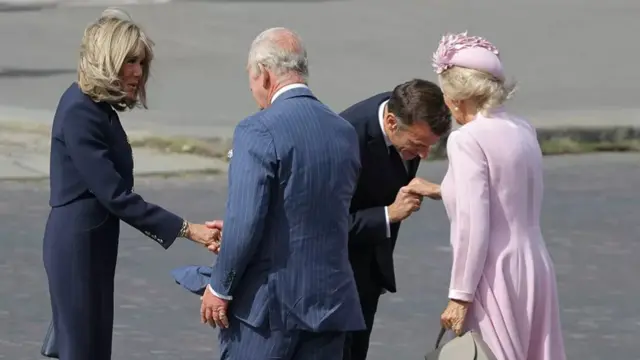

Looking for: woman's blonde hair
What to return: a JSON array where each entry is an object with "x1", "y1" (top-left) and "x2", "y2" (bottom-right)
[
  {"x1": 77, "y1": 8, "x2": 154, "y2": 111},
  {"x1": 438, "y1": 66, "x2": 517, "y2": 116}
]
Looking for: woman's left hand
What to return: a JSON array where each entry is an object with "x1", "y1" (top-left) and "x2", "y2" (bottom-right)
[{"x1": 440, "y1": 299, "x2": 470, "y2": 336}]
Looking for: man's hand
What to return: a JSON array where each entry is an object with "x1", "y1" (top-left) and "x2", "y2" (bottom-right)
[
  {"x1": 387, "y1": 186, "x2": 423, "y2": 223},
  {"x1": 205, "y1": 220, "x2": 223, "y2": 254},
  {"x1": 200, "y1": 286, "x2": 230, "y2": 329},
  {"x1": 186, "y1": 223, "x2": 221, "y2": 248},
  {"x1": 406, "y1": 178, "x2": 441, "y2": 200},
  {"x1": 205, "y1": 220, "x2": 223, "y2": 231}
]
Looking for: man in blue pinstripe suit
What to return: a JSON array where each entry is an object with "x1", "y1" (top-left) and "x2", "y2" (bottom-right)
[{"x1": 199, "y1": 27, "x2": 365, "y2": 359}]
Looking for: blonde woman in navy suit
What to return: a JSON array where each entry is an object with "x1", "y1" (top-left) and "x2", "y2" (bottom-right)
[{"x1": 43, "y1": 9, "x2": 221, "y2": 360}]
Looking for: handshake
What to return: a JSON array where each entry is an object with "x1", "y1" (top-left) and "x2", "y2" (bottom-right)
[
  {"x1": 388, "y1": 177, "x2": 441, "y2": 223},
  {"x1": 184, "y1": 220, "x2": 224, "y2": 254}
]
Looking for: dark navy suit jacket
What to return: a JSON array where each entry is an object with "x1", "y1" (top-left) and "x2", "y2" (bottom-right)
[
  {"x1": 340, "y1": 92, "x2": 420, "y2": 293},
  {"x1": 48, "y1": 82, "x2": 183, "y2": 246},
  {"x1": 174, "y1": 87, "x2": 365, "y2": 333}
]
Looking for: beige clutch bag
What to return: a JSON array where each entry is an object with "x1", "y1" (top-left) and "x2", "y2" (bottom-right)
[{"x1": 424, "y1": 327, "x2": 498, "y2": 360}]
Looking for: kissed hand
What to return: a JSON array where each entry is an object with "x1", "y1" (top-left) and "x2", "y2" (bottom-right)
[
  {"x1": 406, "y1": 177, "x2": 441, "y2": 200},
  {"x1": 200, "y1": 286, "x2": 230, "y2": 329},
  {"x1": 440, "y1": 299, "x2": 470, "y2": 336}
]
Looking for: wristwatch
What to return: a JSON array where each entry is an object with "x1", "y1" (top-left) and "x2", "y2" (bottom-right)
[{"x1": 179, "y1": 220, "x2": 189, "y2": 238}]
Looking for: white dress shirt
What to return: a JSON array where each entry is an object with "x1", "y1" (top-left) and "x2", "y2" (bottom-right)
[
  {"x1": 378, "y1": 100, "x2": 408, "y2": 238},
  {"x1": 271, "y1": 83, "x2": 309, "y2": 103}
]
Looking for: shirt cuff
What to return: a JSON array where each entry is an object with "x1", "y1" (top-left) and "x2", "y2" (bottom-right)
[
  {"x1": 207, "y1": 284, "x2": 233, "y2": 300},
  {"x1": 448, "y1": 289, "x2": 474, "y2": 303},
  {"x1": 383, "y1": 206, "x2": 391, "y2": 238}
]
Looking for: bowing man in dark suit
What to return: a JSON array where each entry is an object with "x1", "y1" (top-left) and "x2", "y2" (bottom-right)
[
  {"x1": 339, "y1": 79, "x2": 451, "y2": 360},
  {"x1": 42, "y1": 9, "x2": 220, "y2": 360}
]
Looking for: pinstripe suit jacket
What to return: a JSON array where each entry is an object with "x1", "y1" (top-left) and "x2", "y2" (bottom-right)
[{"x1": 209, "y1": 87, "x2": 366, "y2": 332}]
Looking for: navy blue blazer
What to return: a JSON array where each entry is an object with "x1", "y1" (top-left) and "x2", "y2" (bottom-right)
[
  {"x1": 48, "y1": 82, "x2": 183, "y2": 246},
  {"x1": 176, "y1": 87, "x2": 365, "y2": 333}
]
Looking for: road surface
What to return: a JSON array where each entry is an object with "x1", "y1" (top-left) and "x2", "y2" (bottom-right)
[{"x1": 1, "y1": 152, "x2": 639, "y2": 359}]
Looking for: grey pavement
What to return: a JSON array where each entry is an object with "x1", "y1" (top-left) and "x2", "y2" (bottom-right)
[
  {"x1": 1, "y1": 153, "x2": 639, "y2": 359},
  {"x1": 1, "y1": 0, "x2": 640, "y2": 135}
]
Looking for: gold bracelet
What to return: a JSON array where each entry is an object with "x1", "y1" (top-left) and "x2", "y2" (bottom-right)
[{"x1": 179, "y1": 220, "x2": 189, "y2": 238}]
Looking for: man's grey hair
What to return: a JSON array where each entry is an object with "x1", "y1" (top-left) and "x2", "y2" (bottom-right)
[{"x1": 247, "y1": 27, "x2": 309, "y2": 81}]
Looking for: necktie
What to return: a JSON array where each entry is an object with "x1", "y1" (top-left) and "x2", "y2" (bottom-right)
[{"x1": 389, "y1": 146, "x2": 407, "y2": 176}]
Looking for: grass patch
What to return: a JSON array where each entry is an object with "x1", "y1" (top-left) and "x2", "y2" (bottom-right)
[
  {"x1": 3, "y1": 120, "x2": 638, "y2": 163},
  {"x1": 540, "y1": 139, "x2": 640, "y2": 155},
  {"x1": 133, "y1": 168, "x2": 224, "y2": 179},
  {"x1": 124, "y1": 134, "x2": 640, "y2": 161},
  {"x1": 425, "y1": 136, "x2": 640, "y2": 161},
  {"x1": 127, "y1": 135, "x2": 232, "y2": 160}
]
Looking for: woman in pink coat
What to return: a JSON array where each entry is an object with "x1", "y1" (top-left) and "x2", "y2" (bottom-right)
[{"x1": 431, "y1": 32, "x2": 566, "y2": 360}]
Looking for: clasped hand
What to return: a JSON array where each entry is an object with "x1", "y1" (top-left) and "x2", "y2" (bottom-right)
[{"x1": 185, "y1": 220, "x2": 223, "y2": 254}]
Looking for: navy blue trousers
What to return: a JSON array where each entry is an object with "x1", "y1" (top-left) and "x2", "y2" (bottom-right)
[
  {"x1": 219, "y1": 318, "x2": 346, "y2": 360},
  {"x1": 43, "y1": 198, "x2": 120, "y2": 360}
]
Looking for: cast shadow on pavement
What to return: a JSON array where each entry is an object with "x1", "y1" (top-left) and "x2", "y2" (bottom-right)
[
  {"x1": 0, "y1": 3, "x2": 57, "y2": 12},
  {"x1": 0, "y1": 67, "x2": 75, "y2": 79}
]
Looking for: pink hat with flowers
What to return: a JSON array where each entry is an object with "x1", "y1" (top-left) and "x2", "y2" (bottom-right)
[{"x1": 432, "y1": 31, "x2": 505, "y2": 81}]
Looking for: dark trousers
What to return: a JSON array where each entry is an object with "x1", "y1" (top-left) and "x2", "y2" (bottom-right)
[
  {"x1": 43, "y1": 202, "x2": 120, "y2": 360},
  {"x1": 342, "y1": 284, "x2": 382, "y2": 360},
  {"x1": 220, "y1": 317, "x2": 346, "y2": 360}
]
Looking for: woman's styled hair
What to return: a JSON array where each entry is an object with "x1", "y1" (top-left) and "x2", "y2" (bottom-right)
[
  {"x1": 438, "y1": 66, "x2": 517, "y2": 116},
  {"x1": 77, "y1": 8, "x2": 154, "y2": 111}
]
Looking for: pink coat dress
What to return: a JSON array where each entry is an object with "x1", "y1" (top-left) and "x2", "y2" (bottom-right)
[{"x1": 440, "y1": 108, "x2": 566, "y2": 360}]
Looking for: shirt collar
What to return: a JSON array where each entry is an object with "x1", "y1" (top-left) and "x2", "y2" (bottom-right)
[
  {"x1": 378, "y1": 99, "x2": 392, "y2": 147},
  {"x1": 271, "y1": 83, "x2": 309, "y2": 104}
]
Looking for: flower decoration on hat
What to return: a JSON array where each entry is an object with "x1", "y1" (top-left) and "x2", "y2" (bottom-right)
[{"x1": 432, "y1": 31, "x2": 500, "y2": 74}]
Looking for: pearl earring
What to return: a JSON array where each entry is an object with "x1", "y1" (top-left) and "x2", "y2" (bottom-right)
[{"x1": 454, "y1": 107, "x2": 459, "y2": 111}]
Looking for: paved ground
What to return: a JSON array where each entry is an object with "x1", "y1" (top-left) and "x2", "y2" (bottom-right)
[
  {"x1": 1, "y1": 153, "x2": 638, "y2": 359},
  {"x1": 1, "y1": 0, "x2": 640, "y2": 139}
]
